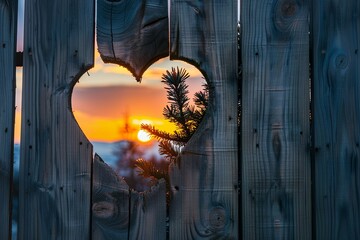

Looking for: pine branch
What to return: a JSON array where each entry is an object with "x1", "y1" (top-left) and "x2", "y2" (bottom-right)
[
  {"x1": 158, "y1": 140, "x2": 181, "y2": 163},
  {"x1": 129, "y1": 67, "x2": 210, "y2": 204},
  {"x1": 162, "y1": 67, "x2": 192, "y2": 137},
  {"x1": 194, "y1": 90, "x2": 208, "y2": 111},
  {"x1": 141, "y1": 124, "x2": 188, "y2": 144},
  {"x1": 135, "y1": 158, "x2": 169, "y2": 181},
  {"x1": 135, "y1": 158, "x2": 171, "y2": 206}
]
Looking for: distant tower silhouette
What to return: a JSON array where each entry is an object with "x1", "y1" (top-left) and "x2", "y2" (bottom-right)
[{"x1": 119, "y1": 111, "x2": 137, "y2": 140}]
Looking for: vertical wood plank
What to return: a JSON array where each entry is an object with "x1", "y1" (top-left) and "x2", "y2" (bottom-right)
[
  {"x1": 0, "y1": 0, "x2": 17, "y2": 239},
  {"x1": 313, "y1": 1, "x2": 360, "y2": 239},
  {"x1": 92, "y1": 154, "x2": 166, "y2": 240},
  {"x1": 96, "y1": 1, "x2": 168, "y2": 238},
  {"x1": 19, "y1": 0, "x2": 94, "y2": 239},
  {"x1": 129, "y1": 180, "x2": 166, "y2": 240},
  {"x1": 92, "y1": 154, "x2": 130, "y2": 240},
  {"x1": 97, "y1": 0, "x2": 168, "y2": 81},
  {"x1": 241, "y1": 0, "x2": 312, "y2": 239},
  {"x1": 169, "y1": 1, "x2": 239, "y2": 239}
]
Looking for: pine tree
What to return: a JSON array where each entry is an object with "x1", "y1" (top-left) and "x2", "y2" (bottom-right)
[{"x1": 135, "y1": 67, "x2": 208, "y2": 197}]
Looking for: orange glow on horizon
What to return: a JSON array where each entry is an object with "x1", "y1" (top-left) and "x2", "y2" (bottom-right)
[
  {"x1": 14, "y1": 111, "x2": 21, "y2": 144},
  {"x1": 73, "y1": 111, "x2": 176, "y2": 143}
]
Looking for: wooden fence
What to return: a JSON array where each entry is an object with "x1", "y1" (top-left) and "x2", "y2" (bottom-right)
[
  {"x1": 0, "y1": 0, "x2": 359, "y2": 239},
  {"x1": 0, "y1": 0, "x2": 17, "y2": 239}
]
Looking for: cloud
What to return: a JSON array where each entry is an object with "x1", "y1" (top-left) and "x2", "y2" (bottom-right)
[
  {"x1": 142, "y1": 68, "x2": 165, "y2": 79},
  {"x1": 89, "y1": 50, "x2": 204, "y2": 83},
  {"x1": 72, "y1": 111, "x2": 124, "y2": 142},
  {"x1": 72, "y1": 85, "x2": 168, "y2": 119}
]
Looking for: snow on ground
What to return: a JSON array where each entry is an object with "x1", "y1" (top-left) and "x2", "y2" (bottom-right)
[
  {"x1": 13, "y1": 141, "x2": 162, "y2": 174},
  {"x1": 93, "y1": 140, "x2": 163, "y2": 167}
]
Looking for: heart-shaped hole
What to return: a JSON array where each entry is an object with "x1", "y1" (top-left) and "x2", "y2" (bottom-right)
[{"x1": 72, "y1": 52, "x2": 206, "y2": 191}]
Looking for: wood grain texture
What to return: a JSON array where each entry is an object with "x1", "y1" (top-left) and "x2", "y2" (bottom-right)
[
  {"x1": 18, "y1": 0, "x2": 94, "y2": 239},
  {"x1": 97, "y1": 0, "x2": 168, "y2": 81},
  {"x1": 92, "y1": 154, "x2": 166, "y2": 240},
  {"x1": 0, "y1": 0, "x2": 17, "y2": 239},
  {"x1": 313, "y1": 1, "x2": 360, "y2": 239},
  {"x1": 92, "y1": 154, "x2": 130, "y2": 240},
  {"x1": 241, "y1": 0, "x2": 312, "y2": 239},
  {"x1": 169, "y1": 1, "x2": 239, "y2": 239},
  {"x1": 129, "y1": 179, "x2": 166, "y2": 240}
]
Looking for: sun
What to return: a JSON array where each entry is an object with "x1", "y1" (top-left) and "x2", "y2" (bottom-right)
[{"x1": 137, "y1": 129, "x2": 151, "y2": 142}]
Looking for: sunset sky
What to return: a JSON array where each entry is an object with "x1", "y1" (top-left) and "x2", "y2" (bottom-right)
[
  {"x1": 14, "y1": 49, "x2": 205, "y2": 143},
  {"x1": 70, "y1": 53, "x2": 205, "y2": 143},
  {"x1": 14, "y1": 0, "x2": 204, "y2": 143},
  {"x1": 13, "y1": 0, "x2": 240, "y2": 144}
]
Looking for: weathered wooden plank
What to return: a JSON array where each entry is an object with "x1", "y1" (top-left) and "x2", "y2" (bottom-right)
[
  {"x1": 92, "y1": 154, "x2": 130, "y2": 240},
  {"x1": 18, "y1": 1, "x2": 94, "y2": 239},
  {"x1": 97, "y1": 0, "x2": 168, "y2": 81},
  {"x1": 169, "y1": 1, "x2": 239, "y2": 239},
  {"x1": 0, "y1": 0, "x2": 17, "y2": 239},
  {"x1": 241, "y1": 0, "x2": 312, "y2": 239},
  {"x1": 96, "y1": 1, "x2": 169, "y2": 238},
  {"x1": 129, "y1": 179, "x2": 166, "y2": 240},
  {"x1": 92, "y1": 153, "x2": 166, "y2": 240},
  {"x1": 313, "y1": 1, "x2": 360, "y2": 239}
]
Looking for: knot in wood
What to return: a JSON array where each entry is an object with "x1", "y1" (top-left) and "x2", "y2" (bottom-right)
[
  {"x1": 272, "y1": 132, "x2": 281, "y2": 160},
  {"x1": 274, "y1": 0, "x2": 300, "y2": 35},
  {"x1": 208, "y1": 206, "x2": 226, "y2": 230},
  {"x1": 281, "y1": 0, "x2": 297, "y2": 17},
  {"x1": 335, "y1": 54, "x2": 349, "y2": 69},
  {"x1": 92, "y1": 201, "x2": 117, "y2": 219}
]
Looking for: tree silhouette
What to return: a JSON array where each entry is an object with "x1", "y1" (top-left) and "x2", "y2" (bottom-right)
[{"x1": 135, "y1": 67, "x2": 208, "y2": 199}]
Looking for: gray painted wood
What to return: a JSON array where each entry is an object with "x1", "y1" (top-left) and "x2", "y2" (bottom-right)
[
  {"x1": 18, "y1": 0, "x2": 94, "y2": 239},
  {"x1": 313, "y1": 1, "x2": 360, "y2": 239},
  {"x1": 169, "y1": 1, "x2": 239, "y2": 239},
  {"x1": 97, "y1": 0, "x2": 168, "y2": 81},
  {"x1": 92, "y1": 154, "x2": 166, "y2": 240},
  {"x1": 241, "y1": 0, "x2": 312, "y2": 239},
  {"x1": 0, "y1": 0, "x2": 17, "y2": 239}
]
